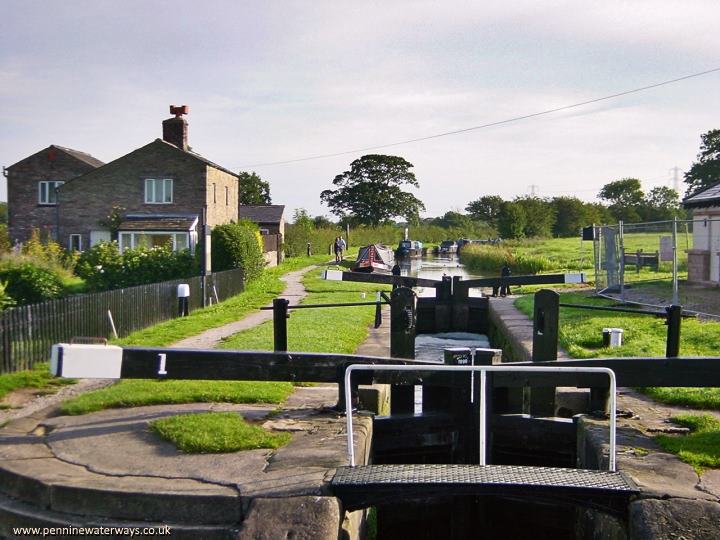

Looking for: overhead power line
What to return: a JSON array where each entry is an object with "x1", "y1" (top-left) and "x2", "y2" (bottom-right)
[{"x1": 240, "y1": 67, "x2": 720, "y2": 168}]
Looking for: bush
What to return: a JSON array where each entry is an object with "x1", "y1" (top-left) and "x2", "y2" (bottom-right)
[
  {"x1": 211, "y1": 221, "x2": 265, "y2": 280},
  {"x1": 76, "y1": 242, "x2": 197, "y2": 291},
  {"x1": 0, "y1": 262, "x2": 64, "y2": 304}
]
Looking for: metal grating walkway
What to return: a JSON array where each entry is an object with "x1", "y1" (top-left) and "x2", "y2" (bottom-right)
[{"x1": 332, "y1": 464, "x2": 638, "y2": 512}]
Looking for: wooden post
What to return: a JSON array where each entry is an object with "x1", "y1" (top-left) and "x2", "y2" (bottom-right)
[
  {"x1": 390, "y1": 287, "x2": 416, "y2": 414},
  {"x1": 272, "y1": 298, "x2": 289, "y2": 352},
  {"x1": 434, "y1": 276, "x2": 452, "y2": 333},
  {"x1": 666, "y1": 304, "x2": 682, "y2": 358},
  {"x1": 528, "y1": 289, "x2": 559, "y2": 417},
  {"x1": 451, "y1": 276, "x2": 469, "y2": 331},
  {"x1": 306, "y1": 243, "x2": 311, "y2": 256}
]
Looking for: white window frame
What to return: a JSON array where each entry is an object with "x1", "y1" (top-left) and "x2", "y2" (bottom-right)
[
  {"x1": 38, "y1": 180, "x2": 64, "y2": 205},
  {"x1": 118, "y1": 231, "x2": 191, "y2": 253},
  {"x1": 69, "y1": 234, "x2": 82, "y2": 251},
  {"x1": 144, "y1": 178, "x2": 173, "y2": 204}
]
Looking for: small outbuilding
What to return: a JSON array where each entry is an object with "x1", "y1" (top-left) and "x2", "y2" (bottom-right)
[
  {"x1": 683, "y1": 182, "x2": 720, "y2": 283},
  {"x1": 238, "y1": 205, "x2": 285, "y2": 266}
]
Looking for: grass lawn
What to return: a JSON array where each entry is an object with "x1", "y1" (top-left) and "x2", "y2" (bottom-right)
[
  {"x1": 149, "y1": 411, "x2": 291, "y2": 453},
  {"x1": 218, "y1": 266, "x2": 390, "y2": 353},
  {"x1": 0, "y1": 362, "x2": 75, "y2": 402},
  {"x1": 515, "y1": 290, "x2": 720, "y2": 470},
  {"x1": 656, "y1": 414, "x2": 720, "y2": 473},
  {"x1": 60, "y1": 379, "x2": 294, "y2": 415},
  {"x1": 514, "y1": 292, "x2": 720, "y2": 360},
  {"x1": 115, "y1": 254, "x2": 337, "y2": 347}
]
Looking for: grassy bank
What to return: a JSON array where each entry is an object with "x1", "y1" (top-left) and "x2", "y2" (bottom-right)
[
  {"x1": 116, "y1": 254, "x2": 337, "y2": 347},
  {"x1": 60, "y1": 253, "x2": 386, "y2": 417},
  {"x1": 0, "y1": 362, "x2": 75, "y2": 404},
  {"x1": 515, "y1": 290, "x2": 720, "y2": 469}
]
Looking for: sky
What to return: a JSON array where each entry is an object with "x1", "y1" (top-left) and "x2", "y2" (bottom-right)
[{"x1": 1, "y1": 1, "x2": 719, "y2": 220}]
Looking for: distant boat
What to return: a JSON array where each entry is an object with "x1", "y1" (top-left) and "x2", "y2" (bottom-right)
[
  {"x1": 396, "y1": 239, "x2": 424, "y2": 259},
  {"x1": 353, "y1": 244, "x2": 395, "y2": 274},
  {"x1": 438, "y1": 240, "x2": 458, "y2": 255}
]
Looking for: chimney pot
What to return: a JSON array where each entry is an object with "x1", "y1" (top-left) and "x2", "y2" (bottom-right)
[{"x1": 162, "y1": 106, "x2": 189, "y2": 151}]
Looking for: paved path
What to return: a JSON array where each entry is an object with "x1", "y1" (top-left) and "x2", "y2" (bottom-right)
[{"x1": 170, "y1": 265, "x2": 316, "y2": 349}]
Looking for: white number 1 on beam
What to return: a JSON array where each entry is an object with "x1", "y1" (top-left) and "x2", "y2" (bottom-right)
[{"x1": 158, "y1": 353, "x2": 168, "y2": 375}]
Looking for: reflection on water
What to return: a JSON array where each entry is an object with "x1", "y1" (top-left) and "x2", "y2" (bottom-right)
[
  {"x1": 399, "y1": 254, "x2": 487, "y2": 297},
  {"x1": 415, "y1": 332, "x2": 491, "y2": 363}
]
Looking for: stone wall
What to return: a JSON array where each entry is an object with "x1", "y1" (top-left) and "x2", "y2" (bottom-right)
[
  {"x1": 205, "y1": 166, "x2": 238, "y2": 227},
  {"x1": 687, "y1": 249, "x2": 710, "y2": 282}
]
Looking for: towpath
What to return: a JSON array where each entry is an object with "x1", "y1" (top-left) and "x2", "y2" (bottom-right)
[{"x1": 170, "y1": 265, "x2": 316, "y2": 349}]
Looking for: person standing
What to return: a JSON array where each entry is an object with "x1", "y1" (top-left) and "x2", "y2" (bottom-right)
[{"x1": 500, "y1": 263, "x2": 512, "y2": 297}]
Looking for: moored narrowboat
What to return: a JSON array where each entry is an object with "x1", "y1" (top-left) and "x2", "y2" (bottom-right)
[{"x1": 353, "y1": 244, "x2": 395, "y2": 274}]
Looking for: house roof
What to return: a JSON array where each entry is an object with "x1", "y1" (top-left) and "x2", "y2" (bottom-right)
[
  {"x1": 156, "y1": 139, "x2": 238, "y2": 178},
  {"x1": 7, "y1": 145, "x2": 105, "y2": 170},
  {"x1": 51, "y1": 145, "x2": 105, "y2": 168},
  {"x1": 238, "y1": 205, "x2": 285, "y2": 224},
  {"x1": 683, "y1": 182, "x2": 720, "y2": 209},
  {"x1": 61, "y1": 139, "x2": 238, "y2": 188},
  {"x1": 118, "y1": 214, "x2": 199, "y2": 232}
]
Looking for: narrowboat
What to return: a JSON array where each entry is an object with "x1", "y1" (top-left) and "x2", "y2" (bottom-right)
[
  {"x1": 353, "y1": 244, "x2": 395, "y2": 274},
  {"x1": 438, "y1": 240, "x2": 458, "y2": 255},
  {"x1": 396, "y1": 239, "x2": 424, "y2": 259}
]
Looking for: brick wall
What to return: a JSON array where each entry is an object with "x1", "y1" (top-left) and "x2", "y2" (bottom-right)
[
  {"x1": 58, "y1": 140, "x2": 208, "y2": 249},
  {"x1": 7, "y1": 147, "x2": 98, "y2": 244}
]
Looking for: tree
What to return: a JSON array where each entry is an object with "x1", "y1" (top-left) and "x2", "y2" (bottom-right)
[
  {"x1": 238, "y1": 171, "x2": 272, "y2": 205},
  {"x1": 514, "y1": 196, "x2": 555, "y2": 237},
  {"x1": 313, "y1": 215, "x2": 334, "y2": 229},
  {"x1": 551, "y1": 197, "x2": 592, "y2": 237},
  {"x1": 466, "y1": 195, "x2": 504, "y2": 227},
  {"x1": 684, "y1": 129, "x2": 720, "y2": 198},
  {"x1": 599, "y1": 178, "x2": 644, "y2": 223},
  {"x1": 497, "y1": 202, "x2": 526, "y2": 239},
  {"x1": 640, "y1": 186, "x2": 681, "y2": 222},
  {"x1": 320, "y1": 155, "x2": 425, "y2": 226}
]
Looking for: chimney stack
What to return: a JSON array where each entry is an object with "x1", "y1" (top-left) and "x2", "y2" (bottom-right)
[{"x1": 162, "y1": 105, "x2": 189, "y2": 151}]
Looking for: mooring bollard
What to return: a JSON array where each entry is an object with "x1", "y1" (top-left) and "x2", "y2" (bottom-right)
[
  {"x1": 272, "y1": 298, "x2": 290, "y2": 352},
  {"x1": 177, "y1": 283, "x2": 190, "y2": 317}
]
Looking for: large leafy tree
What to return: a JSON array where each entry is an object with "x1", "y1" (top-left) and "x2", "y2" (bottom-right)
[
  {"x1": 238, "y1": 171, "x2": 272, "y2": 205},
  {"x1": 599, "y1": 178, "x2": 644, "y2": 223},
  {"x1": 320, "y1": 155, "x2": 425, "y2": 226},
  {"x1": 465, "y1": 195, "x2": 504, "y2": 228},
  {"x1": 551, "y1": 196, "x2": 592, "y2": 237},
  {"x1": 514, "y1": 196, "x2": 555, "y2": 237},
  {"x1": 684, "y1": 129, "x2": 720, "y2": 197},
  {"x1": 640, "y1": 187, "x2": 681, "y2": 221},
  {"x1": 497, "y1": 201, "x2": 526, "y2": 239}
]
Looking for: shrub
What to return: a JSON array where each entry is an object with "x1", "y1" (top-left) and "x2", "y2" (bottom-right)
[
  {"x1": 0, "y1": 262, "x2": 64, "y2": 304},
  {"x1": 212, "y1": 221, "x2": 265, "y2": 280},
  {"x1": 76, "y1": 242, "x2": 197, "y2": 291}
]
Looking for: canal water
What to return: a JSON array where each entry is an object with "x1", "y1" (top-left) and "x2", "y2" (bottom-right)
[{"x1": 399, "y1": 254, "x2": 491, "y2": 411}]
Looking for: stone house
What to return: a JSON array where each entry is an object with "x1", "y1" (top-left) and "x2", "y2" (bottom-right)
[
  {"x1": 683, "y1": 182, "x2": 720, "y2": 283},
  {"x1": 238, "y1": 205, "x2": 285, "y2": 266},
  {"x1": 6, "y1": 108, "x2": 239, "y2": 253},
  {"x1": 5, "y1": 145, "x2": 104, "y2": 244}
]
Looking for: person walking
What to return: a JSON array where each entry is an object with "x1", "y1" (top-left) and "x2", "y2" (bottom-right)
[
  {"x1": 333, "y1": 237, "x2": 342, "y2": 263},
  {"x1": 339, "y1": 236, "x2": 347, "y2": 261}
]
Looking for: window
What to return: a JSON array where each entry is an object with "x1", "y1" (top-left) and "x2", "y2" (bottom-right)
[
  {"x1": 38, "y1": 181, "x2": 64, "y2": 205},
  {"x1": 144, "y1": 178, "x2": 173, "y2": 204},
  {"x1": 259, "y1": 228, "x2": 270, "y2": 235},
  {"x1": 225, "y1": 186, "x2": 229, "y2": 205},
  {"x1": 118, "y1": 231, "x2": 190, "y2": 253},
  {"x1": 69, "y1": 234, "x2": 82, "y2": 251},
  {"x1": 213, "y1": 183, "x2": 217, "y2": 204}
]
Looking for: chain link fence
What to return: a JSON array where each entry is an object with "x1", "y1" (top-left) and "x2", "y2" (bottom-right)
[{"x1": 593, "y1": 218, "x2": 720, "y2": 319}]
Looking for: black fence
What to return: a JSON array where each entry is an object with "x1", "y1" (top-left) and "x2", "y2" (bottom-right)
[{"x1": 0, "y1": 267, "x2": 245, "y2": 374}]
